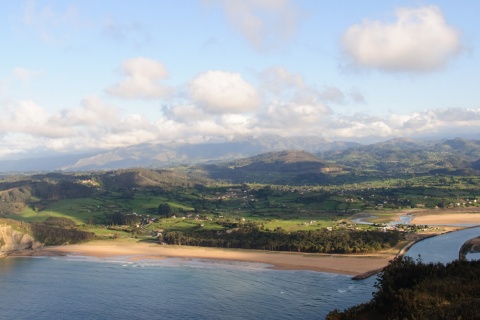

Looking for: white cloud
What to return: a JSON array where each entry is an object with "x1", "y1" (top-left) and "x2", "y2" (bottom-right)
[
  {"x1": 255, "y1": 100, "x2": 330, "y2": 131},
  {"x1": 327, "y1": 115, "x2": 394, "y2": 139},
  {"x1": 0, "y1": 100, "x2": 72, "y2": 138},
  {"x1": 259, "y1": 66, "x2": 305, "y2": 97},
  {"x1": 324, "y1": 108, "x2": 480, "y2": 141},
  {"x1": 342, "y1": 6, "x2": 462, "y2": 72},
  {"x1": 259, "y1": 67, "x2": 358, "y2": 106},
  {"x1": 2, "y1": 61, "x2": 480, "y2": 158},
  {"x1": 0, "y1": 97, "x2": 171, "y2": 155},
  {"x1": 107, "y1": 57, "x2": 174, "y2": 99},
  {"x1": 189, "y1": 70, "x2": 260, "y2": 114},
  {"x1": 206, "y1": 0, "x2": 301, "y2": 51},
  {"x1": 163, "y1": 104, "x2": 209, "y2": 123},
  {"x1": 61, "y1": 96, "x2": 120, "y2": 127}
]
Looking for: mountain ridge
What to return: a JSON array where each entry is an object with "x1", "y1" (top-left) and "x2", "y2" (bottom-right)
[{"x1": 1, "y1": 136, "x2": 479, "y2": 173}]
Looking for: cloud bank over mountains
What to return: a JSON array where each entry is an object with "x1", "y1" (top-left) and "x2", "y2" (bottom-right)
[{"x1": 2, "y1": 58, "x2": 479, "y2": 159}]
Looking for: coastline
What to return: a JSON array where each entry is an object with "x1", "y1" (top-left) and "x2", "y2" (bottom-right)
[
  {"x1": 10, "y1": 240, "x2": 396, "y2": 276},
  {"x1": 8, "y1": 209, "x2": 480, "y2": 275}
]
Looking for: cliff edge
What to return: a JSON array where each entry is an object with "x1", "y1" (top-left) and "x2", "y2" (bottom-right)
[{"x1": 0, "y1": 220, "x2": 42, "y2": 256}]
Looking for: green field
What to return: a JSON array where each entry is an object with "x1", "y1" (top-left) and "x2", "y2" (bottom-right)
[{"x1": 2, "y1": 170, "x2": 479, "y2": 239}]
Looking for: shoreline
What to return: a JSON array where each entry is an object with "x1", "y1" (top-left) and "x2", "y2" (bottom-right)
[
  {"x1": 7, "y1": 209, "x2": 480, "y2": 276},
  {"x1": 9, "y1": 240, "x2": 396, "y2": 276}
]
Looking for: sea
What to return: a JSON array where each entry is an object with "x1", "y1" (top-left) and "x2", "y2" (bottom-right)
[
  {"x1": 2, "y1": 226, "x2": 479, "y2": 320},
  {"x1": 0, "y1": 256, "x2": 376, "y2": 320}
]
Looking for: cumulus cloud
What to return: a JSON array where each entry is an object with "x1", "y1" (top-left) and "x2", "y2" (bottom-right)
[
  {"x1": 189, "y1": 70, "x2": 260, "y2": 114},
  {"x1": 255, "y1": 100, "x2": 330, "y2": 130},
  {"x1": 259, "y1": 66, "x2": 305, "y2": 98},
  {"x1": 258, "y1": 67, "x2": 362, "y2": 106},
  {"x1": 163, "y1": 104, "x2": 205, "y2": 122},
  {"x1": 107, "y1": 57, "x2": 174, "y2": 99},
  {"x1": 1, "y1": 98, "x2": 480, "y2": 157},
  {"x1": 245, "y1": 67, "x2": 333, "y2": 135},
  {"x1": 342, "y1": 6, "x2": 462, "y2": 72},
  {"x1": 324, "y1": 108, "x2": 480, "y2": 141},
  {"x1": 2, "y1": 62, "x2": 480, "y2": 158},
  {"x1": 0, "y1": 100, "x2": 72, "y2": 138},
  {"x1": 206, "y1": 0, "x2": 301, "y2": 51},
  {"x1": 0, "y1": 97, "x2": 172, "y2": 156}
]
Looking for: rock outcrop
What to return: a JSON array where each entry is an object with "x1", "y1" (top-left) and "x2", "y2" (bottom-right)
[{"x1": 0, "y1": 222, "x2": 42, "y2": 256}]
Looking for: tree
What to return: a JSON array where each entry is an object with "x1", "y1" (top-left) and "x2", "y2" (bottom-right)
[{"x1": 158, "y1": 202, "x2": 172, "y2": 217}]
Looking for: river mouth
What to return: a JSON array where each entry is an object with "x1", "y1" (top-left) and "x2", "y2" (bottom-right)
[
  {"x1": 350, "y1": 213, "x2": 413, "y2": 225},
  {"x1": 405, "y1": 226, "x2": 480, "y2": 264},
  {"x1": 351, "y1": 209, "x2": 480, "y2": 228}
]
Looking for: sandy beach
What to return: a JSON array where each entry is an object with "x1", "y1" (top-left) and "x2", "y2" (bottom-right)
[
  {"x1": 21, "y1": 241, "x2": 396, "y2": 276},
  {"x1": 12, "y1": 209, "x2": 480, "y2": 275},
  {"x1": 411, "y1": 212, "x2": 480, "y2": 225}
]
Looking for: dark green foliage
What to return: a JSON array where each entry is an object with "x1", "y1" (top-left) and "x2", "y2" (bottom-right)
[
  {"x1": 327, "y1": 256, "x2": 480, "y2": 319},
  {"x1": 0, "y1": 187, "x2": 31, "y2": 214},
  {"x1": 158, "y1": 202, "x2": 172, "y2": 216},
  {"x1": 163, "y1": 224, "x2": 400, "y2": 254},
  {"x1": 104, "y1": 212, "x2": 142, "y2": 226},
  {"x1": 31, "y1": 180, "x2": 93, "y2": 200},
  {"x1": 31, "y1": 223, "x2": 95, "y2": 245}
]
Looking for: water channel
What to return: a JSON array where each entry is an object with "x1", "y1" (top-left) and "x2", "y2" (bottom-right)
[
  {"x1": 353, "y1": 214, "x2": 480, "y2": 263},
  {"x1": 405, "y1": 226, "x2": 480, "y2": 263}
]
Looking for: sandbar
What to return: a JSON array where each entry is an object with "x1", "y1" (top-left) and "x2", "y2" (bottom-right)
[{"x1": 22, "y1": 241, "x2": 396, "y2": 276}]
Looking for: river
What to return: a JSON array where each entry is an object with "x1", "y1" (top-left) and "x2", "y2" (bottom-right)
[{"x1": 405, "y1": 226, "x2": 480, "y2": 263}]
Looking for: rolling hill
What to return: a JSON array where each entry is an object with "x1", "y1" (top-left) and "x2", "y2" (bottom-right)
[{"x1": 198, "y1": 150, "x2": 347, "y2": 184}]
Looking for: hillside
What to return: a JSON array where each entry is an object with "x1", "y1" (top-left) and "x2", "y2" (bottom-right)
[
  {"x1": 198, "y1": 150, "x2": 346, "y2": 184},
  {"x1": 97, "y1": 168, "x2": 212, "y2": 190},
  {"x1": 320, "y1": 137, "x2": 480, "y2": 176}
]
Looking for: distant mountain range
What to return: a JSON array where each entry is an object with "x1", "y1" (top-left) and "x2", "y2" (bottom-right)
[
  {"x1": 320, "y1": 137, "x2": 480, "y2": 175},
  {"x1": 0, "y1": 136, "x2": 480, "y2": 174},
  {"x1": 0, "y1": 136, "x2": 358, "y2": 172}
]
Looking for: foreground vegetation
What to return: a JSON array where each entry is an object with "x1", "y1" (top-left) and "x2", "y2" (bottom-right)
[
  {"x1": 327, "y1": 256, "x2": 480, "y2": 319},
  {"x1": 162, "y1": 221, "x2": 401, "y2": 253}
]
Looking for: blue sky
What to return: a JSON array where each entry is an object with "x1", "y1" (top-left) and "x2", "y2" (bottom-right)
[{"x1": 1, "y1": 0, "x2": 479, "y2": 159}]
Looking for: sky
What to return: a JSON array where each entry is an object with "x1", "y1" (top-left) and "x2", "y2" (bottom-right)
[{"x1": 1, "y1": 0, "x2": 480, "y2": 159}]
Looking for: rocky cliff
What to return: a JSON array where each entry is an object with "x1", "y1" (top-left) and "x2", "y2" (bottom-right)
[{"x1": 0, "y1": 220, "x2": 42, "y2": 256}]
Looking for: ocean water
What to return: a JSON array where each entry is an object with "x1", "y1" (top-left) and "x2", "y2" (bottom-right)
[
  {"x1": 4, "y1": 226, "x2": 478, "y2": 320},
  {"x1": 0, "y1": 256, "x2": 376, "y2": 320}
]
